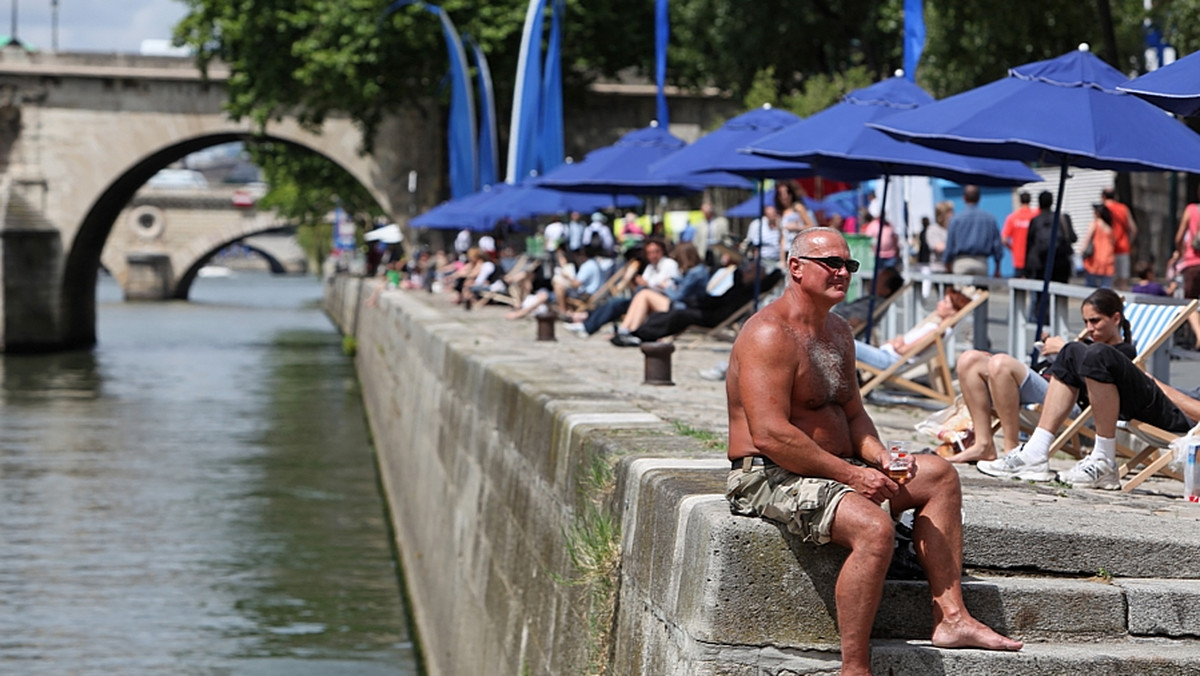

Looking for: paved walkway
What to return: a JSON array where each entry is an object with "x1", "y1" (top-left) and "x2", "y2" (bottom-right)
[{"x1": 399, "y1": 284, "x2": 1192, "y2": 498}]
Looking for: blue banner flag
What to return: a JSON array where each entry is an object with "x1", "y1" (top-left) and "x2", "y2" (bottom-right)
[
  {"x1": 506, "y1": 0, "x2": 548, "y2": 183},
  {"x1": 384, "y1": 1, "x2": 478, "y2": 198},
  {"x1": 655, "y1": 0, "x2": 670, "y2": 125},
  {"x1": 903, "y1": 0, "x2": 925, "y2": 82},
  {"x1": 333, "y1": 206, "x2": 356, "y2": 252},
  {"x1": 467, "y1": 35, "x2": 499, "y2": 188},
  {"x1": 538, "y1": 0, "x2": 565, "y2": 175}
]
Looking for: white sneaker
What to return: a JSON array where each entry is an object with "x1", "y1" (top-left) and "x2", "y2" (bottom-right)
[
  {"x1": 977, "y1": 445, "x2": 1055, "y2": 482},
  {"x1": 698, "y1": 362, "x2": 728, "y2": 381},
  {"x1": 564, "y1": 322, "x2": 589, "y2": 337},
  {"x1": 1058, "y1": 455, "x2": 1121, "y2": 490}
]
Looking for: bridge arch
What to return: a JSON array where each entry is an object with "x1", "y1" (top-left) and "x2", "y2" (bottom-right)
[
  {"x1": 65, "y1": 131, "x2": 395, "y2": 346},
  {"x1": 172, "y1": 224, "x2": 298, "y2": 300},
  {"x1": 0, "y1": 53, "x2": 438, "y2": 350}
]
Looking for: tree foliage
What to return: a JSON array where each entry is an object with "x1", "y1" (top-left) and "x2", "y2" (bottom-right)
[
  {"x1": 174, "y1": 0, "x2": 1173, "y2": 230},
  {"x1": 250, "y1": 142, "x2": 385, "y2": 262}
]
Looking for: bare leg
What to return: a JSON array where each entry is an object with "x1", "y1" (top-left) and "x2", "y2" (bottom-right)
[
  {"x1": 988, "y1": 355, "x2": 1029, "y2": 453},
  {"x1": 1189, "y1": 312, "x2": 1200, "y2": 350},
  {"x1": 892, "y1": 456, "x2": 1023, "y2": 651},
  {"x1": 827, "y1": 494, "x2": 897, "y2": 676},
  {"x1": 620, "y1": 290, "x2": 671, "y2": 332},
  {"x1": 552, "y1": 279, "x2": 571, "y2": 315},
  {"x1": 952, "y1": 350, "x2": 997, "y2": 463},
  {"x1": 619, "y1": 290, "x2": 654, "y2": 332},
  {"x1": 1085, "y1": 378, "x2": 1119, "y2": 438},
  {"x1": 1035, "y1": 377, "x2": 1080, "y2": 435}
]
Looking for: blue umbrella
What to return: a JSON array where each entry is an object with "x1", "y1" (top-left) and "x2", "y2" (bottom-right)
[
  {"x1": 871, "y1": 46, "x2": 1200, "y2": 360},
  {"x1": 411, "y1": 184, "x2": 508, "y2": 231},
  {"x1": 647, "y1": 105, "x2": 815, "y2": 181},
  {"x1": 726, "y1": 192, "x2": 858, "y2": 220},
  {"x1": 1118, "y1": 50, "x2": 1200, "y2": 117},
  {"x1": 647, "y1": 105, "x2": 877, "y2": 308},
  {"x1": 815, "y1": 189, "x2": 865, "y2": 220},
  {"x1": 481, "y1": 180, "x2": 639, "y2": 221},
  {"x1": 726, "y1": 193, "x2": 767, "y2": 219},
  {"x1": 534, "y1": 123, "x2": 735, "y2": 194},
  {"x1": 745, "y1": 76, "x2": 1041, "y2": 338},
  {"x1": 745, "y1": 77, "x2": 1041, "y2": 186}
]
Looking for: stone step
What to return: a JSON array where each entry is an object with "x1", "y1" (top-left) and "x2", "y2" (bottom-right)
[
  {"x1": 712, "y1": 638, "x2": 1200, "y2": 675},
  {"x1": 958, "y1": 471, "x2": 1200, "y2": 578},
  {"x1": 879, "y1": 575, "x2": 1200, "y2": 641},
  {"x1": 616, "y1": 460, "x2": 1200, "y2": 660}
]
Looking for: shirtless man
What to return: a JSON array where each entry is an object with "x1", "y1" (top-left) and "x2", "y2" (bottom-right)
[{"x1": 724, "y1": 227, "x2": 1021, "y2": 675}]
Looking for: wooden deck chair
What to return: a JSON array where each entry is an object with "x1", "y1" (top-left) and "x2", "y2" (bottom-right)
[
  {"x1": 471, "y1": 255, "x2": 535, "y2": 309},
  {"x1": 566, "y1": 258, "x2": 637, "y2": 312},
  {"x1": 857, "y1": 290, "x2": 990, "y2": 405},
  {"x1": 851, "y1": 280, "x2": 914, "y2": 342},
  {"x1": 1041, "y1": 297, "x2": 1199, "y2": 484},
  {"x1": 1112, "y1": 420, "x2": 1184, "y2": 491}
]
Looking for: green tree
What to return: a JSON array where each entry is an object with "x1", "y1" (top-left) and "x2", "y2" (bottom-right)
[
  {"x1": 249, "y1": 142, "x2": 385, "y2": 263},
  {"x1": 173, "y1": 0, "x2": 1160, "y2": 234},
  {"x1": 918, "y1": 0, "x2": 1148, "y2": 98}
]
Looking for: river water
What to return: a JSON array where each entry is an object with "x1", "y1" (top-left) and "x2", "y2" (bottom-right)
[{"x1": 0, "y1": 272, "x2": 419, "y2": 675}]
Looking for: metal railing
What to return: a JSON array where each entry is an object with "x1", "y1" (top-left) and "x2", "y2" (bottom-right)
[{"x1": 868, "y1": 273, "x2": 1192, "y2": 383}]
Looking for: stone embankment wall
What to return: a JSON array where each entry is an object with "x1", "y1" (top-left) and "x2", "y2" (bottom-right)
[{"x1": 325, "y1": 277, "x2": 723, "y2": 675}]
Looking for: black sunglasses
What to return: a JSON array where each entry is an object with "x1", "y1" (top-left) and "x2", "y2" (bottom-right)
[{"x1": 796, "y1": 255, "x2": 861, "y2": 273}]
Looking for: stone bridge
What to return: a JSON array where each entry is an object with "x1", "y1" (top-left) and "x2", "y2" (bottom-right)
[
  {"x1": 106, "y1": 185, "x2": 307, "y2": 299},
  {"x1": 0, "y1": 48, "x2": 736, "y2": 351},
  {"x1": 0, "y1": 49, "x2": 437, "y2": 351}
]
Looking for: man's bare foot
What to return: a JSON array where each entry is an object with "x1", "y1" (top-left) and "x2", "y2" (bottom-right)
[
  {"x1": 946, "y1": 444, "x2": 996, "y2": 464},
  {"x1": 932, "y1": 616, "x2": 1023, "y2": 651}
]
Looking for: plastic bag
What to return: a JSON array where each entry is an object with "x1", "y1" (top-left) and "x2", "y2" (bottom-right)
[
  {"x1": 1168, "y1": 422, "x2": 1200, "y2": 501},
  {"x1": 914, "y1": 396, "x2": 974, "y2": 458}
]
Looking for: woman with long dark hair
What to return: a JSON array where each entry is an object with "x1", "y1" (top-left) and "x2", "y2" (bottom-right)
[
  {"x1": 954, "y1": 288, "x2": 1128, "y2": 464},
  {"x1": 978, "y1": 289, "x2": 1193, "y2": 489}
]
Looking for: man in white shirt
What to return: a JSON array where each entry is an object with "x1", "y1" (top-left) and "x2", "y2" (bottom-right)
[{"x1": 635, "y1": 238, "x2": 679, "y2": 292}]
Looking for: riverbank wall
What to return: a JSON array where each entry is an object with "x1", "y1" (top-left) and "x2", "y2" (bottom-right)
[
  {"x1": 326, "y1": 275, "x2": 1200, "y2": 676},
  {"x1": 325, "y1": 277, "x2": 713, "y2": 675}
]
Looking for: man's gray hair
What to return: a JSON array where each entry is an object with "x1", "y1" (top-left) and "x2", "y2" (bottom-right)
[{"x1": 788, "y1": 226, "x2": 845, "y2": 261}]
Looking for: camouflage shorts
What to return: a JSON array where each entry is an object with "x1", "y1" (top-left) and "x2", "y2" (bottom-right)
[{"x1": 725, "y1": 460, "x2": 857, "y2": 546}]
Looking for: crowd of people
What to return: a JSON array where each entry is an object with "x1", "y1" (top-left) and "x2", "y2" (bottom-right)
[{"x1": 361, "y1": 178, "x2": 1200, "y2": 674}]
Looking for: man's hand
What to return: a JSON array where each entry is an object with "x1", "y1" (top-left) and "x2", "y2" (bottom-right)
[{"x1": 847, "y1": 465, "x2": 899, "y2": 504}]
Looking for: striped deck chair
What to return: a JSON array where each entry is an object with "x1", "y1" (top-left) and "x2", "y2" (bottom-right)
[
  {"x1": 858, "y1": 290, "x2": 989, "y2": 405},
  {"x1": 1041, "y1": 297, "x2": 1199, "y2": 490},
  {"x1": 1113, "y1": 420, "x2": 1184, "y2": 491}
]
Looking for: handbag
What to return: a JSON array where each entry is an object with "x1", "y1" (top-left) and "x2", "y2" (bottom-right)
[{"x1": 1083, "y1": 235, "x2": 1095, "y2": 260}]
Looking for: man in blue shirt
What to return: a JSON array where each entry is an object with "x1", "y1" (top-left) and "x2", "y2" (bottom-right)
[{"x1": 943, "y1": 185, "x2": 1004, "y2": 276}]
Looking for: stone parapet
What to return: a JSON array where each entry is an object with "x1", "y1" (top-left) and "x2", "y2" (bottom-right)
[{"x1": 328, "y1": 276, "x2": 1200, "y2": 675}]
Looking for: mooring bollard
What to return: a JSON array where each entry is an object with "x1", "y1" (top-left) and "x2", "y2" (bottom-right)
[
  {"x1": 640, "y1": 341, "x2": 675, "y2": 386},
  {"x1": 535, "y1": 310, "x2": 558, "y2": 342}
]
